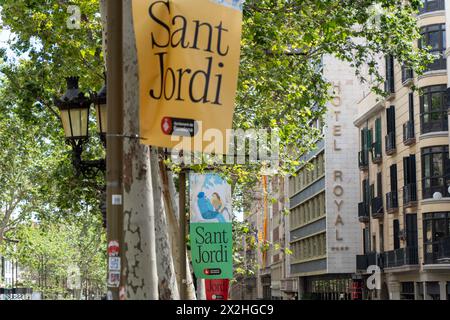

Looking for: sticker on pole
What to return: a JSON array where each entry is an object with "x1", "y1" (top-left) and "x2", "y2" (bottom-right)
[{"x1": 108, "y1": 241, "x2": 120, "y2": 257}]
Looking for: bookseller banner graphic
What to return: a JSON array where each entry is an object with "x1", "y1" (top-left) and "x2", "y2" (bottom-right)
[
  {"x1": 190, "y1": 173, "x2": 233, "y2": 279},
  {"x1": 132, "y1": 0, "x2": 243, "y2": 152}
]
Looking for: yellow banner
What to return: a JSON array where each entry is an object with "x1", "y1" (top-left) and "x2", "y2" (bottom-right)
[{"x1": 132, "y1": 0, "x2": 243, "y2": 153}]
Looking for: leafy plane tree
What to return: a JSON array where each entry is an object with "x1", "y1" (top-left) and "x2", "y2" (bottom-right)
[{"x1": 0, "y1": 0, "x2": 432, "y2": 299}]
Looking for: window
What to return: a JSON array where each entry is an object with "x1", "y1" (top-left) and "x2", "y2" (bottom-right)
[
  {"x1": 377, "y1": 172, "x2": 383, "y2": 198},
  {"x1": 393, "y1": 219, "x2": 400, "y2": 250},
  {"x1": 423, "y1": 212, "x2": 450, "y2": 264},
  {"x1": 373, "y1": 118, "x2": 382, "y2": 159},
  {"x1": 406, "y1": 214, "x2": 418, "y2": 248},
  {"x1": 390, "y1": 164, "x2": 398, "y2": 193},
  {"x1": 408, "y1": 92, "x2": 415, "y2": 121},
  {"x1": 419, "y1": 24, "x2": 446, "y2": 71},
  {"x1": 400, "y1": 282, "x2": 415, "y2": 300},
  {"x1": 385, "y1": 55, "x2": 395, "y2": 94},
  {"x1": 419, "y1": 0, "x2": 445, "y2": 14},
  {"x1": 403, "y1": 155, "x2": 418, "y2": 203},
  {"x1": 420, "y1": 85, "x2": 448, "y2": 134},
  {"x1": 385, "y1": 106, "x2": 396, "y2": 154},
  {"x1": 421, "y1": 146, "x2": 450, "y2": 199}
]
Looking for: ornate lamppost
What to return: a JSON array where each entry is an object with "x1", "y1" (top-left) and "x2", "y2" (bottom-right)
[{"x1": 55, "y1": 76, "x2": 107, "y2": 227}]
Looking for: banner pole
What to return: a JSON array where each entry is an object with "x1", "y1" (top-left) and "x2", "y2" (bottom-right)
[
  {"x1": 179, "y1": 169, "x2": 187, "y2": 300},
  {"x1": 106, "y1": 0, "x2": 124, "y2": 301}
]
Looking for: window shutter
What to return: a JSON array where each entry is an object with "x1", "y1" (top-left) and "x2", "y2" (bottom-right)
[
  {"x1": 390, "y1": 164, "x2": 398, "y2": 192},
  {"x1": 408, "y1": 93, "x2": 414, "y2": 121},
  {"x1": 377, "y1": 172, "x2": 383, "y2": 198},
  {"x1": 410, "y1": 155, "x2": 417, "y2": 184},
  {"x1": 403, "y1": 157, "x2": 409, "y2": 185}
]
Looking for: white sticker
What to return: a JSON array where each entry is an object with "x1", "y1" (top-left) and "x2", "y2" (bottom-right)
[
  {"x1": 108, "y1": 272, "x2": 120, "y2": 288},
  {"x1": 112, "y1": 195, "x2": 122, "y2": 206},
  {"x1": 109, "y1": 257, "x2": 121, "y2": 272}
]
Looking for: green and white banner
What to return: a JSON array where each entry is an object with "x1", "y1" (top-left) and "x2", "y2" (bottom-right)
[{"x1": 190, "y1": 173, "x2": 233, "y2": 279}]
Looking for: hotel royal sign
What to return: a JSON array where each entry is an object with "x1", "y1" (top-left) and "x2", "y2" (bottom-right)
[{"x1": 132, "y1": 0, "x2": 243, "y2": 152}]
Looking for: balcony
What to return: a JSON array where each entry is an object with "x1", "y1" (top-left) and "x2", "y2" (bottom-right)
[
  {"x1": 401, "y1": 65, "x2": 413, "y2": 86},
  {"x1": 356, "y1": 252, "x2": 383, "y2": 272},
  {"x1": 358, "y1": 150, "x2": 369, "y2": 170},
  {"x1": 403, "y1": 121, "x2": 415, "y2": 146},
  {"x1": 419, "y1": 0, "x2": 445, "y2": 14},
  {"x1": 424, "y1": 237, "x2": 450, "y2": 265},
  {"x1": 383, "y1": 247, "x2": 419, "y2": 269},
  {"x1": 385, "y1": 131, "x2": 396, "y2": 156},
  {"x1": 358, "y1": 202, "x2": 369, "y2": 223},
  {"x1": 386, "y1": 191, "x2": 399, "y2": 213},
  {"x1": 403, "y1": 183, "x2": 417, "y2": 207},
  {"x1": 371, "y1": 196, "x2": 384, "y2": 219},
  {"x1": 371, "y1": 142, "x2": 382, "y2": 164}
]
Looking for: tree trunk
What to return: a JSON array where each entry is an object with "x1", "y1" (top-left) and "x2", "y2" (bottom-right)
[
  {"x1": 151, "y1": 148, "x2": 179, "y2": 299},
  {"x1": 166, "y1": 170, "x2": 197, "y2": 300},
  {"x1": 197, "y1": 278, "x2": 206, "y2": 300},
  {"x1": 159, "y1": 162, "x2": 181, "y2": 288},
  {"x1": 122, "y1": 0, "x2": 158, "y2": 300}
]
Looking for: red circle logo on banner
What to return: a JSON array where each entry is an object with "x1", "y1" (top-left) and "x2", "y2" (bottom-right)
[{"x1": 161, "y1": 117, "x2": 173, "y2": 135}]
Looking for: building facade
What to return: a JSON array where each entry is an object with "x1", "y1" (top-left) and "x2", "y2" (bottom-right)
[
  {"x1": 354, "y1": 0, "x2": 450, "y2": 300},
  {"x1": 230, "y1": 176, "x2": 293, "y2": 300},
  {"x1": 288, "y1": 55, "x2": 364, "y2": 300}
]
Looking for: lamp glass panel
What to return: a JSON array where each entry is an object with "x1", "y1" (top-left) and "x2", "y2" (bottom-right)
[
  {"x1": 69, "y1": 107, "x2": 89, "y2": 138},
  {"x1": 60, "y1": 109, "x2": 73, "y2": 138},
  {"x1": 96, "y1": 103, "x2": 107, "y2": 134}
]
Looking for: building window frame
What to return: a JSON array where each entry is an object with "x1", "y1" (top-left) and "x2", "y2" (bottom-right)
[
  {"x1": 421, "y1": 146, "x2": 450, "y2": 199},
  {"x1": 419, "y1": 24, "x2": 446, "y2": 72},
  {"x1": 420, "y1": 85, "x2": 448, "y2": 134},
  {"x1": 419, "y1": 0, "x2": 445, "y2": 14}
]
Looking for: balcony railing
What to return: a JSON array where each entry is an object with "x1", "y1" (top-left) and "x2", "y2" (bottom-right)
[
  {"x1": 419, "y1": 0, "x2": 445, "y2": 14},
  {"x1": 401, "y1": 65, "x2": 413, "y2": 85},
  {"x1": 386, "y1": 191, "x2": 399, "y2": 213},
  {"x1": 403, "y1": 121, "x2": 415, "y2": 146},
  {"x1": 383, "y1": 247, "x2": 419, "y2": 268},
  {"x1": 356, "y1": 252, "x2": 383, "y2": 271},
  {"x1": 371, "y1": 141, "x2": 382, "y2": 164},
  {"x1": 403, "y1": 183, "x2": 417, "y2": 207},
  {"x1": 424, "y1": 237, "x2": 450, "y2": 264},
  {"x1": 358, "y1": 202, "x2": 369, "y2": 223},
  {"x1": 371, "y1": 196, "x2": 384, "y2": 219},
  {"x1": 358, "y1": 150, "x2": 369, "y2": 170},
  {"x1": 385, "y1": 131, "x2": 396, "y2": 155}
]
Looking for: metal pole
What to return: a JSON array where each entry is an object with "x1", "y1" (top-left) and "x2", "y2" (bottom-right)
[
  {"x1": 106, "y1": 0, "x2": 124, "y2": 301},
  {"x1": 179, "y1": 170, "x2": 187, "y2": 300}
]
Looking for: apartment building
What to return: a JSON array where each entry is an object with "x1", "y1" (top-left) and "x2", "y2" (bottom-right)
[
  {"x1": 230, "y1": 176, "x2": 293, "y2": 300},
  {"x1": 288, "y1": 55, "x2": 363, "y2": 300},
  {"x1": 354, "y1": 0, "x2": 450, "y2": 300}
]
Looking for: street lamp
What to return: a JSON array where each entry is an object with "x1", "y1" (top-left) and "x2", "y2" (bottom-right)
[
  {"x1": 55, "y1": 77, "x2": 106, "y2": 179},
  {"x1": 56, "y1": 77, "x2": 91, "y2": 142},
  {"x1": 55, "y1": 76, "x2": 107, "y2": 228}
]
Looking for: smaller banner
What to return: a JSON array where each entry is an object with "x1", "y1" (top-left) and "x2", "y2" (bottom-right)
[
  {"x1": 190, "y1": 173, "x2": 233, "y2": 279},
  {"x1": 205, "y1": 279, "x2": 230, "y2": 300}
]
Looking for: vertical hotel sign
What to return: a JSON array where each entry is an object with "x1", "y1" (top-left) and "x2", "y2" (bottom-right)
[
  {"x1": 190, "y1": 173, "x2": 233, "y2": 279},
  {"x1": 132, "y1": 0, "x2": 243, "y2": 152}
]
